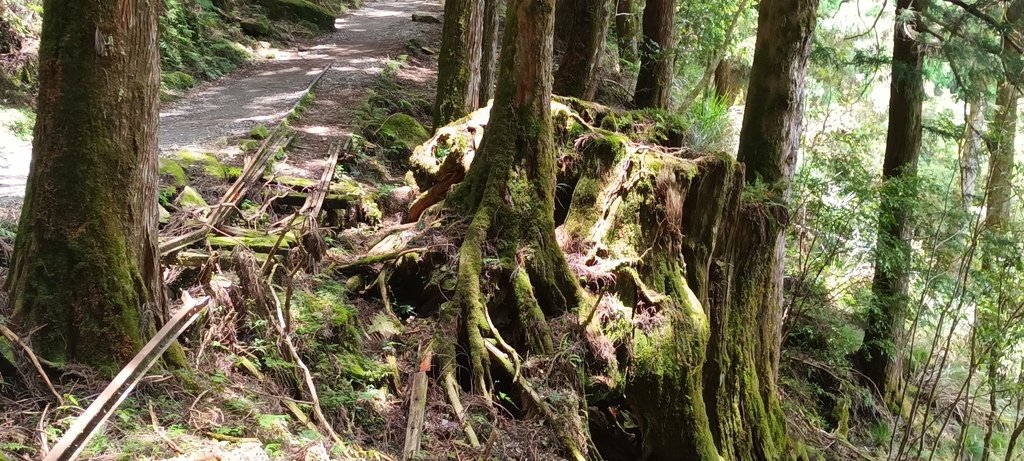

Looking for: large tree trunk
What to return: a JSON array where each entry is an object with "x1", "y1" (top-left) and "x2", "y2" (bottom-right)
[
  {"x1": 959, "y1": 99, "x2": 983, "y2": 207},
  {"x1": 632, "y1": 0, "x2": 675, "y2": 108},
  {"x1": 434, "y1": 0, "x2": 485, "y2": 128},
  {"x1": 615, "y1": 0, "x2": 640, "y2": 66},
  {"x1": 477, "y1": 0, "x2": 501, "y2": 106},
  {"x1": 985, "y1": 81, "x2": 1017, "y2": 232},
  {"x1": 6, "y1": 0, "x2": 163, "y2": 376},
  {"x1": 553, "y1": 0, "x2": 612, "y2": 99},
  {"x1": 701, "y1": 0, "x2": 818, "y2": 459},
  {"x1": 855, "y1": 0, "x2": 927, "y2": 402},
  {"x1": 435, "y1": 0, "x2": 587, "y2": 456}
]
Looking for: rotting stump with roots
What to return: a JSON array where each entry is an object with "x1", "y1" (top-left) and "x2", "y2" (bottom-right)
[{"x1": 335, "y1": 97, "x2": 787, "y2": 460}]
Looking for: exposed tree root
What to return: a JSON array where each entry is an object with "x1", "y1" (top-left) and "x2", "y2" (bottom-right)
[{"x1": 344, "y1": 99, "x2": 790, "y2": 460}]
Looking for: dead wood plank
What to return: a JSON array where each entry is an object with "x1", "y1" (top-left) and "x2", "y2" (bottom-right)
[
  {"x1": 44, "y1": 293, "x2": 210, "y2": 461},
  {"x1": 301, "y1": 139, "x2": 345, "y2": 219},
  {"x1": 160, "y1": 63, "x2": 336, "y2": 259},
  {"x1": 402, "y1": 350, "x2": 432, "y2": 461}
]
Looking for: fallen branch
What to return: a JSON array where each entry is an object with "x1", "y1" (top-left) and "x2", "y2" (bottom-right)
[
  {"x1": 330, "y1": 247, "x2": 430, "y2": 274},
  {"x1": 267, "y1": 276, "x2": 345, "y2": 448},
  {"x1": 0, "y1": 323, "x2": 63, "y2": 403},
  {"x1": 159, "y1": 134, "x2": 294, "y2": 257},
  {"x1": 44, "y1": 292, "x2": 210, "y2": 461}
]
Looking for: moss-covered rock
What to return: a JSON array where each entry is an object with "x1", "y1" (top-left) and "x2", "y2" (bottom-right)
[
  {"x1": 161, "y1": 71, "x2": 195, "y2": 91},
  {"x1": 240, "y1": 18, "x2": 275, "y2": 38},
  {"x1": 257, "y1": 0, "x2": 336, "y2": 31},
  {"x1": 159, "y1": 205, "x2": 171, "y2": 224},
  {"x1": 377, "y1": 113, "x2": 429, "y2": 156},
  {"x1": 159, "y1": 158, "x2": 189, "y2": 186},
  {"x1": 176, "y1": 186, "x2": 208, "y2": 209},
  {"x1": 170, "y1": 150, "x2": 239, "y2": 181}
]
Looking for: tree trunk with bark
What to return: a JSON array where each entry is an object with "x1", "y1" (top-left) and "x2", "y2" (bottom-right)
[
  {"x1": 960, "y1": 99, "x2": 983, "y2": 207},
  {"x1": 615, "y1": 0, "x2": 640, "y2": 66},
  {"x1": 633, "y1": 0, "x2": 674, "y2": 108},
  {"x1": 855, "y1": 0, "x2": 927, "y2": 402},
  {"x1": 6, "y1": 0, "x2": 163, "y2": 376},
  {"x1": 700, "y1": 0, "x2": 819, "y2": 458},
  {"x1": 434, "y1": 0, "x2": 485, "y2": 128},
  {"x1": 553, "y1": 0, "x2": 612, "y2": 99},
  {"x1": 478, "y1": 0, "x2": 501, "y2": 106}
]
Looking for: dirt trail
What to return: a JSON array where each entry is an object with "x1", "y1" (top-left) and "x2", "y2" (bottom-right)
[
  {"x1": 160, "y1": 0, "x2": 440, "y2": 153},
  {"x1": 0, "y1": 0, "x2": 441, "y2": 200}
]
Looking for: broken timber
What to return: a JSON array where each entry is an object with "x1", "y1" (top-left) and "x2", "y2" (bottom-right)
[
  {"x1": 44, "y1": 293, "x2": 210, "y2": 461},
  {"x1": 159, "y1": 63, "x2": 335, "y2": 258}
]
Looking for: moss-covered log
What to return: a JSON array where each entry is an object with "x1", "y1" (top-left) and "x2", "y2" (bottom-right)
[{"x1": 6, "y1": 0, "x2": 163, "y2": 376}]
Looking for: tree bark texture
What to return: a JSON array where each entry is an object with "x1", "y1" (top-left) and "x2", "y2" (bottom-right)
[
  {"x1": 7, "y1": 0, "x2": 163, "y2": 376},
  {"x1": 633, "y1": 0, "x2": 674, "y2": 108},
  {"x1": 434, "y1": 0, "x2": 485, "y2": 128},
  {"x1": 703, "y1": 0, "x2": 819, "y2": 458},
  {"x1": 856, "y1": 0, "x2": 927, "y2": 401},
  {"x1": 553, "y1": 0, "x2": 612, "y2": 99},
  {"x1": 959, "y1": 99, "x2": 983, "y2": 207},
  {"x1": 615, "y1": 0, "x2": 640, "y2": 66},
  {"x1": 478, "y1": 0, "x2": 501, "y2": 106}
]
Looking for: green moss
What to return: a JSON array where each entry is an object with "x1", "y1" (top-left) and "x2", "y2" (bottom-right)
[
  {"x1": 176, "y1": 186, "x2": 208, "y2": 209},
  {"x1": 240, "y1": 139, "x2": 261, "y2": 153},
  {"x1": 170, "y1": 150, "x2": 237, "y2": 181},
  {"x1": 240, "y1": 17, "x2": 276, "y2": 38},
  {"x1": 249, "y1": 125, "x2": 271, "y2": 140},
  {"x1": 158, "y1": 158, "x2": 189, "y2": 186},
  {"x1": 161, "y1": 71, "x2": 195, "y2": 91},
  {"x1": 258, "y1": 0, "x2": 336, "y2": 31},
  {"x1": 377, "y1": 113, "x2": 429, "y2": 152},
  {"x1": 159, "y1": 205, "x2": 171, "y2": 224},
  {"x1": 208, "y1": 232, "x2": 295, "y2": 251},
  {"x1": 0, "y1": 337, "x2": 15, "y2": 369}
]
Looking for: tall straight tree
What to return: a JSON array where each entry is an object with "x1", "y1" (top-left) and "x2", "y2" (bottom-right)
[
  {"x1": 7, "y1": 0, "x2": 163, "y2": 375},
  {"x1": 633, "y1": 0, "x2": 675, "y2": 108},
  {"x1": 704, "y1": 0, "x2": 819, "y2": 458},
  {"x1": 436, "y1": 0, "x2": 586, "y2": 456},
  {"x1": 615, "y1": 0, "x2": 640, "y2": 66},
  {"x1": 553, "y1": 0, "x2": 612, "y2": 99},
  {"x1": 855, "y1": 0, "x2": 927, "y2": 401},
  {"x1": 478, "y1": 0, "x2": 501, "y2": 106},
  {"x1": 434, "y1": 0, "x2": 485, "y2": 128}
]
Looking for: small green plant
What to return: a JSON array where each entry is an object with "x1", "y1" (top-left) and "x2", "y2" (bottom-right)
[
  {"x1": 869, "y1": 421, "x2": 891, "y2": 446},
  {"x1": 249, "y1": 125, "x2": 271, "y2": 140},
  {"x1": 681, "y1": 93, "x2": 732, "y2": 152}
]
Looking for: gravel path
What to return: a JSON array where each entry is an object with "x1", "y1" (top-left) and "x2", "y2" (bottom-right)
[{"x1": 0, "y1": 0, "x2": 441, "y2": 201}]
